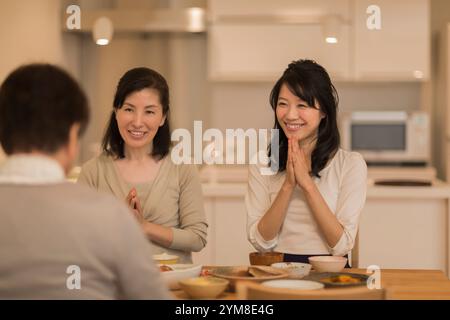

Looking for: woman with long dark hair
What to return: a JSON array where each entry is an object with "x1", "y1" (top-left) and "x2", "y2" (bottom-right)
[
  {"x1": 245, "y1": 59, "x2": 367, "y2": 265},
  {"x1": 78, "y1": 67, "x2": 207, "y2": 263}
]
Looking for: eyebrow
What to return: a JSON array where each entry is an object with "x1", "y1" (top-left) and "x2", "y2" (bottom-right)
[
  {"x1": 278, "y1": 96, "x2": 308, "y2": 104},
  {"x1": 123, "y1": 102, "x2": 158, "y2": 109}
]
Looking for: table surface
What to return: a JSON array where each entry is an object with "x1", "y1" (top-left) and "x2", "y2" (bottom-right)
[{"x1": 172, "y1": 267, "x2": 450, "y2": 300}]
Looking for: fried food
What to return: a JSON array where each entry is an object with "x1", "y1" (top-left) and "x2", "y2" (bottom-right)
[
  {"x1": 322, "y1": 275, "x2": 361, "y2": 284},
  {"x1": 159, "y1": 265, "x2": 173, "y2": 272}
]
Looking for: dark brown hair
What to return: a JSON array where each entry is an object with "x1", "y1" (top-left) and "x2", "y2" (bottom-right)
[
  {"x1": 0, "y1": 64, "x2": 89, "y2": 154},
  {"x1": 102, "y1": 67, "x2": 171, "y2": 159}
]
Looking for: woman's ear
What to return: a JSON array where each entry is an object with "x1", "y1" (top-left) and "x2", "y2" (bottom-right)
[{"x1": 159, "y1": 115, "x2": 166, "y2": 127}]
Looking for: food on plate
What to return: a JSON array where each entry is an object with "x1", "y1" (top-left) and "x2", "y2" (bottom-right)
[
  {"x1": 248, "y1": 266, "x2": 281, "y2": 277},
  {"x1": 321, "y1": 274, "x2": 363, "y2": 284},
  {"x1": 159, "y1": 265, "x2": 173, "y2": 272}
]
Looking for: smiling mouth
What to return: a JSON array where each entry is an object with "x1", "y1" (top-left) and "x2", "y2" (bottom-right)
[
  {"x1": 285, "y1": 123, "x2": 306, "y2": 130},
  {"x1": 128, "y1": 130, "x2": 148, "y2": 138}
]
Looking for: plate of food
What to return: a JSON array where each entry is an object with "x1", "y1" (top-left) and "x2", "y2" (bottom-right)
[
  {"x1": 304, "y1": 272, "x2": 369, "y2": 288},
  {"x1": 210, "y1": 266, "x2": 289, "y2": 290}
]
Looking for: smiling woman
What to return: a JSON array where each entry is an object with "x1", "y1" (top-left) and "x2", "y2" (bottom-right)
[
  {"x1": 245, "y1": 59, "x2": 367, "y2": 266},
  {"x1": 77, "y1": 67, "x2": 208, "y2": 263}
]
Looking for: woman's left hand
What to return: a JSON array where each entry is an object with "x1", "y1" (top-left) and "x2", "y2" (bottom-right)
[{"x1": 290, "y1": 137, "x2": 314, "y2": 190}]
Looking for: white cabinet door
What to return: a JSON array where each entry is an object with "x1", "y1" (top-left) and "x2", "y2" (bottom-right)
[
  {"x1": 353, "y1": 0, "x2": 430, "y2": 81},
  {"x1": 193, "y1": 196, "x2": 255, "y2": 266},
  {"x1": 209, "y1": 0, "x2": 351, "y2": 21},
  {"x1": 358, "y1": 198, "x2": 447, "y2": 271},
  {"x1": 208, "y1": 24, "x2": 351, "y2": 81}
]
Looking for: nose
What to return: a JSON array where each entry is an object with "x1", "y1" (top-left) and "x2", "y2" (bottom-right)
[
  {"x1": 131, "y1": 111, "x2": 144, "y2": 128},
  {"x1": 285, "y1": 104, "x2": 299, "y2": 121}
]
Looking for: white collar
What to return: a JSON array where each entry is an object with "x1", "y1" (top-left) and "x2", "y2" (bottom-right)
[{"x1": 0, "y1": 155, "x2": 65, "y2": 185}]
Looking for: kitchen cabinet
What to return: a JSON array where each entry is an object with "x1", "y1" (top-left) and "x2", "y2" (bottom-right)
[
  {"x1": 207, "y1": 0, "x2": 351, "y2": 81},
  {"x1": 207, "y1": 0, "x2": 430, "y2": 82},
  {"x1": 208, "y1": 24, "x2": 351, "y2": 81},
  {"x1": 359, "y1": 185, "x2": 450, "y2": 273},
  {"x1": 192, "y1": 184, "x2": 254, "y2": 266},
  {"x1": 353, "y1": 0, "x2": 430, "y2": 81}
]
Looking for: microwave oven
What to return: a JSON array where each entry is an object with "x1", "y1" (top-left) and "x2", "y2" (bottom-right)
[{"x1": 340, "y1": 111, "x2": 430, "y2": 166}]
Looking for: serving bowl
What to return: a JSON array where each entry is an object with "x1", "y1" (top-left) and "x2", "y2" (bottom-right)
[
  {"x1": 270, "y1": 262, "x2": 312, "y2": 279},
  {"x1": 249, "y1": 251, "x2": 284, "y2": 266},
  {"x1": 179, "y1": 277, "x2": 229, "y2": 299},
  {"x1": 153, "y1": 252, "x2": 179, "y2": 264},
  {"x1": 308, "y1": 256, "x2": 347, "y2": 273},
  {"x1": 304, "y1": 272, "x2": 368, "y2": 288},
  {"x1": 160, "y1": 264, "x2": 202, "y2": 290}
]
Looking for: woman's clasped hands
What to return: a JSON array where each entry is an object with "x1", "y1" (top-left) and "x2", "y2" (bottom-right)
[
  {"x1": 126, "y1": 188, "x2": 145, "y2": 224},
  {"x1": 285, "y1": 137, "x2": 315, "y2": 191}
]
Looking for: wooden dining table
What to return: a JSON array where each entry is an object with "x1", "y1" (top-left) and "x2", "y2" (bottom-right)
[{"x1": 173, "y1": 267, "x2": 450, "y2": 300}]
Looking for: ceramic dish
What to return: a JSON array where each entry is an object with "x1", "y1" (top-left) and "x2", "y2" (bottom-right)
[
  {"x1": 179, "y1": 277, "x2": 229, "y2": 299},
  {"x1": 211, "y1": 266, "x2": 289, "y2": 290},
  {"x1": 160, "y1": 264, "x2": 202, "y2": 290},
  {"x1": 304, "y1": 272, "x2": 369, "y2": 288},
  {"x1": 262, "y1": 279, "x2": 324, "y2": 290},
  {"x1": 270, "y1": 262, "x2": 312, "y2": 279}
]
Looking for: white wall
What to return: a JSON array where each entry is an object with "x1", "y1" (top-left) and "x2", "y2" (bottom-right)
[{"x1": 0, "y1": 0, "x2": 82, "y2": 160}]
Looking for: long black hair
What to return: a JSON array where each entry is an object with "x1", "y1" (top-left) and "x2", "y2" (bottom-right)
[
  {"x1": 102, "y1": 67, "x2": 171, "y2": 160},
  {"x1": 268, "y1": 59, "x2": 340, "y2": 178}
]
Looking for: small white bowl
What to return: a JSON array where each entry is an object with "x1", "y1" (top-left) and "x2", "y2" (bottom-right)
[
  {"x1": 308, "y1": 256, "x2": 347, "y2": 273},
  {"x1": 270, "y1": 262, "x2": 312, "y2": 278},
  {"x1": 160, "y1": 264, "x2": 202, "y2": 290}
]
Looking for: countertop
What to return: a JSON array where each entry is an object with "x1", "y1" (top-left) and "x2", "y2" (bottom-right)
[{"x1": 201, "y1": 181, "x2": 450, "y2": 199}]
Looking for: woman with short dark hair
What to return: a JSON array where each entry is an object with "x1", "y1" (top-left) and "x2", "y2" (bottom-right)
[
  {"x1": 245, "y1": 59, "x2": 367, "y2": 265},
  {"x1": 78, "y1": 67, "x2": 207, "y2": 263}
]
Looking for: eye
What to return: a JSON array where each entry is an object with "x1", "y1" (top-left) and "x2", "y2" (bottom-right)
[
  {"x1": 123, "y1": 107, "x2": 133, "y2": 112},
  {"x1": 277, "y1": 101, "x2": 287, "y2": 107},
  {"x1": 145, "y1": 110, "x2": 155, "y2": 114}
]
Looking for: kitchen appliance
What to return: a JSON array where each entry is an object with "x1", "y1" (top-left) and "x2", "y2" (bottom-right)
[{"x1": 340, "y1": 111, "x2": 430, "y2": 166}]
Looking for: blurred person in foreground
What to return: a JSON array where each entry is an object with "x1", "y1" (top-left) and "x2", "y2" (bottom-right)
[{"x1": 0, "y1": 64, "x2": 171, "y2": 299}]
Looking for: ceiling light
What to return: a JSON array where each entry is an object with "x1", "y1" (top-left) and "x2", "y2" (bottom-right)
[
  {"x1": 93, "y1": 17, "x2": 113, "y2": 46},
  {"x1": 323, "y1": 15, "x2": 340, "y2": 45}
]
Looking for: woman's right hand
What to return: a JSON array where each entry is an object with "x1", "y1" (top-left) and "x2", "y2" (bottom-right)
[
  {"x1": 284, "y1": 138, "x2": 296, "y2": 190},
  {"x1": 126, "y1": 188, "x2": 144, "y2": 224}
]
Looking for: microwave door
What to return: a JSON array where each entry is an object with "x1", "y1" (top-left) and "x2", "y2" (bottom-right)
[{"x1": 351, "y1": 123, "x2": 406, "y2": 151}]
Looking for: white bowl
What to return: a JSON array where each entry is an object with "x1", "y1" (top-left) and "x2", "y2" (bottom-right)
[
  {"x1": 160, "y1": 264, "x2": 202, "y2": 290},
  {"x1": 308, "y1": 256, "x2": 347, "y2": 273},
  {"x1": 262, "y1": 279, "x2": 324, "y2": 290},
  {"x1": 270, "y1": 262, "x2": 312, "y2": 278},
  {"x1": 153, "y1": 252, "x2": 179, "y2": 264}
]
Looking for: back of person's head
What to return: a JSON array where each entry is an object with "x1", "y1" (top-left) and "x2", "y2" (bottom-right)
[
  {"x1": 0, "y1": 64, "x2": 89, "y2": 156},
  {"x1": 269, "y1": 59, "x2": 340, "y2": 177},
  {"x1": 102, "y1": 67, "x2": 171, "y2": 159}
]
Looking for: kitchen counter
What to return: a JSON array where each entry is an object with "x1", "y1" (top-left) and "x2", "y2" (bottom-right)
[{"x1": 201, "y1": 180, "x2": 450, "y2": 199}]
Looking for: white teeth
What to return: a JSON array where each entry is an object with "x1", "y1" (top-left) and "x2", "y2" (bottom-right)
[
  {"x1": 129, "y1": 130, "x2": 146, "y2": 137},
  {"x1": 286, "y1": 123, "x2": 305, "y2": 129}
]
